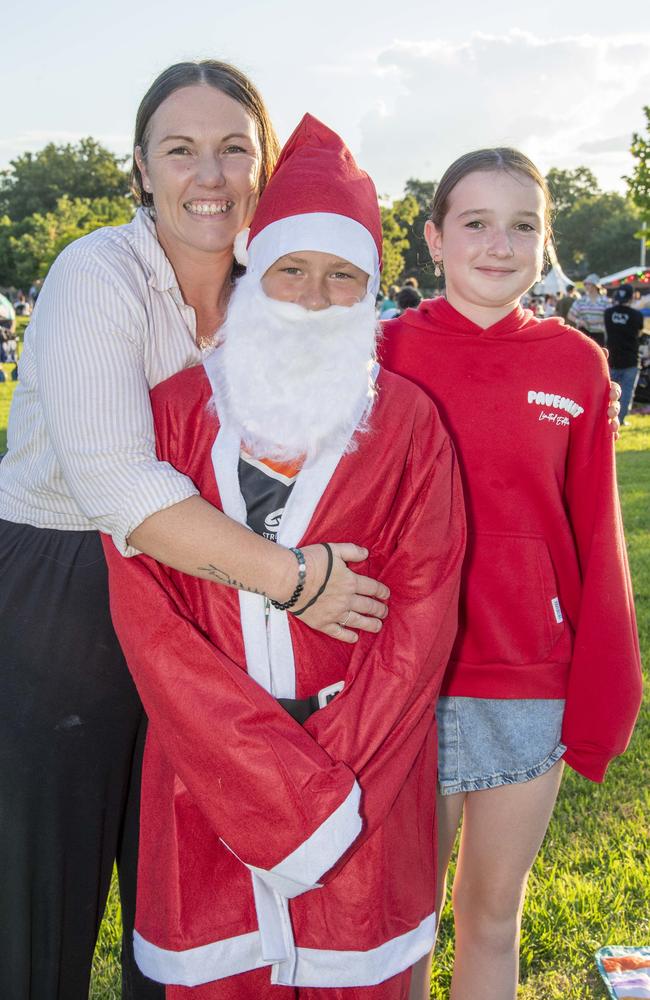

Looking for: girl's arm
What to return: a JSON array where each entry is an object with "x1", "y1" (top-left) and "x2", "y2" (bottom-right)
[{"x1": 561, "y1": 367, "x2": 642, "y2": 781}]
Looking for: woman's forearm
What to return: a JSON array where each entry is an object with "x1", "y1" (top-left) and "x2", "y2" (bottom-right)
[
  {"x1": 127, "y1": 496, "x2": 389, "y2": 640},
  {"x1": 128, "y1": 495, "x2": 297, "y2": 601}
]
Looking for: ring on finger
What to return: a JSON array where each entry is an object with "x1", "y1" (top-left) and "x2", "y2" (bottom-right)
[{"x1": 338, "y1": 610, "x2": 353, "y2": 628}]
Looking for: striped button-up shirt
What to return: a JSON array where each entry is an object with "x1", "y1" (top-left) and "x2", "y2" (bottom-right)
[
  {"x1": 0, "y1": 209, "x2": 205, "y2": 554},
  {"x1": 567, "y1": 294, "x2": 609, "y2": 338}
]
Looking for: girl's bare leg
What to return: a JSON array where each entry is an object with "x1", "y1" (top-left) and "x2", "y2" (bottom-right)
[
  {"x1": 409, "y1": 791, "x2": 466, "y2": 1000},
  {"x1": 449, "y1": 761, "x2": 564, "y2": 1000}
]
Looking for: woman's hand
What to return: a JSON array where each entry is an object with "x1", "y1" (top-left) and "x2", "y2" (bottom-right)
[
  {"x1": 608, "y1": 380, "x2": 621, "y2": 438},
  {"x1": 294, "y1": 543, "x2": 389, "y2": 643},
  {"x1": 131, "y1": 502, "x2": 388, "y2": 644}
]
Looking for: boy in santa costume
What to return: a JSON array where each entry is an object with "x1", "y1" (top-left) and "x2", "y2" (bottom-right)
[{"x1": 103, "y1": 115, "x2": 465, "y2": 999}]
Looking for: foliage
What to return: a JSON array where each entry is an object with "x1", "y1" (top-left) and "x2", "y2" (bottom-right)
[
  {"x1": 0, "y1": 196, "x2": 134, "y2": 289},
  {"x1": 380, "y1": 193, "x2": 419, "y2": 291},
  {"x1": 545, "y1": 167, "x2": 640, "y2": 277},
  {"x1": 553, "y1": 192, "x2": 642, "y2": 279},
  {"x1": 625, "y1": 106, "x2": 650, "y2": 238},
  {"x1": 0, "y1": 138, "x2": 131, "y2": 221},
  {"x1": 546, "y1": 167, "x2": 600, "y2": 217},
  {"x1": 401, "y1": 178, "x2": 438, "y2": 290},
  {"x1": 0, "y1": 216, "x2": 17, "y2": 290},
  {"x1": 404, "y1": 178, "x2": 438, "y2": 209},
  {"x1": 0, "y1": 137, "x2": 134, "y2": 288}
]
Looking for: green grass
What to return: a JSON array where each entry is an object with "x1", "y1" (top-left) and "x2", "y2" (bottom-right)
[
  {"x1": 0, "y1": 316, "x2": 26, "y2": 452},
  {"x1": 91, "y1": 876, "x2": 122, "y2": 1000},
  {"x1": 1, "y1": 383, "x2": 647, "y2": 998},
  {"x1": 0, "y1": 381, "x2": 16, "y2": 452}
]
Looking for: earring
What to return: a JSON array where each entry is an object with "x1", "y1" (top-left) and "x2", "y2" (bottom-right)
[{"x1": 434, "y1": 259, "x2": 444, "y2": 278}]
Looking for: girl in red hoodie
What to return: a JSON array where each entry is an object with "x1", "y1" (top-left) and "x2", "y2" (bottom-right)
[{"x1": 381, "y1": 148, "x2": 642, "y2": 1000}]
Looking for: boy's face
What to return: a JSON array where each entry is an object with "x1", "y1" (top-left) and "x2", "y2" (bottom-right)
[{"x1": 261, "y1": 251, "x2": 369, "y2": 310}]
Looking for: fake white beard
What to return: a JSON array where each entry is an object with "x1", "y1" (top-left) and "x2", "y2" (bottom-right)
[{"x1": 212, "y1": 270, "x2": 378, "y2": 462}]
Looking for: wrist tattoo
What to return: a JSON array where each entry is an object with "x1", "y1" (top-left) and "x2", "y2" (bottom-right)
[{"x1": 198, "y1": 563, "x2": 268, "y2": 597}]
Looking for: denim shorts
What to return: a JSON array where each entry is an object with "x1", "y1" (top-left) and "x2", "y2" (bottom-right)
[{"x1": 437, "y1": 696, "x2": 566, "y2": 795}]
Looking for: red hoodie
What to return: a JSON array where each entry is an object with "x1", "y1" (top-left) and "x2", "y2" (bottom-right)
[{"x1": 381, "y1": 297, "x2": 642, "y2": 783}]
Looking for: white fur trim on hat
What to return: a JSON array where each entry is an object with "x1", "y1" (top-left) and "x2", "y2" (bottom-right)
[{"x1": 247, "y1": 213, "x2": 381, "y2": 296}]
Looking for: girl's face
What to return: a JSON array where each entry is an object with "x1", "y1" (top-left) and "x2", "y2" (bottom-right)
[
  {"x1": 136, "y1": 85, "x2": 260, "y2": 262},
  {"x1": 425, "y1": 169, "x2": 547, "y2": 328}
]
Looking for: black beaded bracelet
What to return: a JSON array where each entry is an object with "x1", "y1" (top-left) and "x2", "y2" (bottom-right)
[
  {"x1": 270, "y1": 547, "x2": 307, "y2": 611},
  {"x1": 292, "y1": 543, "x2": 334, "y2": 617}
]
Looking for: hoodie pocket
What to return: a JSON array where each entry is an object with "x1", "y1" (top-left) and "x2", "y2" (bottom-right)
[{"x1": 451, "y1": 532, "x2": 566, "y2": 666}]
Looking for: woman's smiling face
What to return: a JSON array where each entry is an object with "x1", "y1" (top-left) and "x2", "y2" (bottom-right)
[
  {"x1": 425, "y1": 169, "x2": 547, "y2": 327},
  {"x1": 136, "y1": 84, "x2": 260, "y2": 260}
]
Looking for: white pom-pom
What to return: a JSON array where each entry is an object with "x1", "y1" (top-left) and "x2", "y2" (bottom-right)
[{"x1": 233, "y1": 229, "x2": 250, "y2": 266}]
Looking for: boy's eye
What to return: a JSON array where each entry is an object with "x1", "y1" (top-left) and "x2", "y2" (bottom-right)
[
  {"x1": 465, "y1": 220, "x2": 484, "y2": 229},
  {"x1": 332, "y1": 271, "x2": 354, "y2": 280},
  {"x1": 281, "y1": 267, "x2": 302, "y2": 275}
]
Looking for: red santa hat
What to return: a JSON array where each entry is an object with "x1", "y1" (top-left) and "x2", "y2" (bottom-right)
[{"x1": 234, "y1": 114, "x2": 382, "y2": 295}]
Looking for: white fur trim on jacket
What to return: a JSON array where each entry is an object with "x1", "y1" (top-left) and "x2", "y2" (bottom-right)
[
  {"x1": 133, "y1": 912, "x2": 436, "y2": 987},
  {"x1": 241, "y1": 781, "x2": 362, "y2": 897}
]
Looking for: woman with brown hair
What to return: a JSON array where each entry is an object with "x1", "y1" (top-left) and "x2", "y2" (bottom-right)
[{"x1": 0, "y1": 61, "x2": 388, "y2": 1000}]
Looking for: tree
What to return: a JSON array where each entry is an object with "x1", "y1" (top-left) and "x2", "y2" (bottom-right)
[
  {"x1": 546, "y1": 167, "x2": 600, "y2": 216},
  {"x1": 553, "y1": 191, "x2": 641, "y2": 278},
  {"x1": 4, "y1": 196, "x2": 133, "y2": 288},
  {"x1": 0, "y1": 216, "x2": 17, "y2": 290},
  {"x1": 404, "y1": 178, "x2": 437, "y2": 213},
  {"x1": 401, "y1": 178, "x2": 438, "y2": 288},
  {"x1": 546, "y1": 164, "x2": 641, "y2": 277},
  {"x1": 625, "y1": 105, "x2": 650, "y2": 241},
  {"x1": 380, "y1": 194, "x2": 419, "y2": 291},
  {"x1": 0, "y1": 138, "x2": 130, "y2": 221}
]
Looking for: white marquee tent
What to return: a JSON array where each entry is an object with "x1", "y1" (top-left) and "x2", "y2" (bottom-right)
[{"x1": 532, "y1": 244, "x2": 572, "y2": 296}]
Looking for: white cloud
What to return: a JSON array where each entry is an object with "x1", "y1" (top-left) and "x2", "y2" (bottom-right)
[
  {"x1": 578, "y1": 135, "x2": 632, "y2": 154},
  {"x1": 357, "y1": 30, "x2": 650, "y2": 198}
]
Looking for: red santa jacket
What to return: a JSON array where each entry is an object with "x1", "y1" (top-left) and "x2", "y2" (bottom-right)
[
  {"x1": 381, "y1": 297, "x2": 642, "y2": 783},
  {"x1": 103, "y1": 359, "x2": 465, "y2": 989}
]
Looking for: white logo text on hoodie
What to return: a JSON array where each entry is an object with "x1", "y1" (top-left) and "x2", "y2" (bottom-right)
[{"x1": 527, "y1": 390, "x2": 584, "y2": 422}]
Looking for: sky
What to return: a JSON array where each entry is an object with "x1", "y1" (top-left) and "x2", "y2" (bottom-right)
[{"x1": 2, "y1": 0, "x2": 649, "y2": 202}]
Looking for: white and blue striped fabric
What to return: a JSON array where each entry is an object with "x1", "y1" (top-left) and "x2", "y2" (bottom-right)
[{"x1": 0, "y1": 209, "x2": 205, "y2": 555}]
